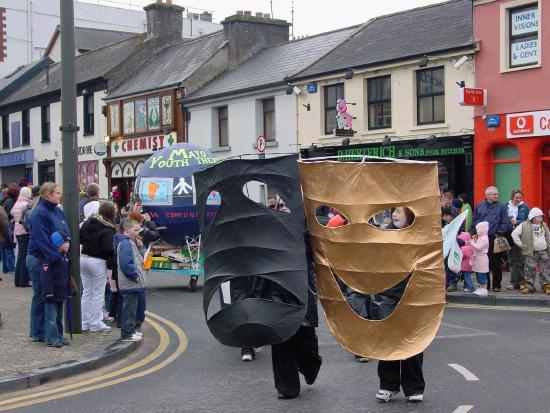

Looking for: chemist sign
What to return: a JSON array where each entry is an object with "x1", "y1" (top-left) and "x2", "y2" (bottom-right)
[
  {"x1": 507, "y1": 110, "x2": 550, "y2": 139},
  {"x1": 510, "y1": 7, "x2": 539, "y2": 67}
]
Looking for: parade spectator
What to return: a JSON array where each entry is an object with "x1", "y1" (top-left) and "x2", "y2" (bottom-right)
[
  {"x1": 506, "y1": 189, "x2": 530, "y2": 290},
  {"x1": 470, "y1": 221, "x2": 490, "y2": 296},
  {"x1": 43, "y1": 231, "x2": 72, "y2": 348},
  {"x1": 0, "y1": 205, "x2": 9, "y2": 281},
  {"x1": 11, "y1": 187, "x2": 33, "y2": 287},
  {"x1": 79, "y1": 183, "x2": 100, "y2": 220},
  {"x1": 458, "y1": 232, "x2": 475, "y2": 292},
  {"x1": 27, "y1": 182, "x2": 70, "y2": 343},
  {"x1": 472, "y1": 186, "x2": 509, "y2": 291},
  {"x1": 440, "y1": 192, "x2": 458, "y2": 218},
  {"x1": 116, "y1": 219, "x2": 146, "y2": 342},
  {"x1": 31, "y1": 186, "x2": 41, "y2": 206},
  {"x1": 80, "y1": 201, "x2": 116, "y2": 332},
  {"x1": 511, "y1": 208, "x2": 550, "y2": 294},
  {"x1": 457, "y1": 193, "x2": 473, "y2": 232},
  {"x1": 111, "y1": 186, "x2": 122, "y2": 208},
  {"x1": 0, "y1": 183, "x2": 19, "y2": 274}
]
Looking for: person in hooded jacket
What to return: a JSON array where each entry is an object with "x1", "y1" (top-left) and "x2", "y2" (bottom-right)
[
  {"x1": 11, "y1": 187, "x2": 33, "y2": 287},
  {"x1": 80, "y1": 201, "x2": 117, "y2": 332},
  {"x1": 470, "y1": 221, "x2": 490, "y2": 296},
  {"x1": 27, "y1": 182, "x2": 70, "y2": 342},
  {"x1": 0, "y1": 205, "x2": 9, "y2": 281},
  {"x1": 506, "y1": 189, "x2": 530, "y2": 290},
  {"x1": 0, "y1": 183, "x2": 18, "y2": 274}
]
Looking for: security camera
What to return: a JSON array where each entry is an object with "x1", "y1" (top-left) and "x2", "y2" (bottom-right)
[
  {"x1": 453, "y1": 55, "x2": 471, "y2": 69},
  {"x1": 292, "y1": 86, "x2": 301, "y2": 95}
]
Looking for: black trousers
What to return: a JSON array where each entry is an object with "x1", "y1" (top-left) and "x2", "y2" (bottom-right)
[
  {"x1": 488, "y1": 235, "x2": 503, "y2": 290},
  {"x1": 271, "y1": 326, "x2": 322, "y2": 398},
  {"x1": 378, "y1": 352, "x2": 425, "y2": 397}
]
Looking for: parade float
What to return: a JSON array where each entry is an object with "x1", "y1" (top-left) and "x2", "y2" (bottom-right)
[{"x1": 135, "y1": 143, "x2": 220, "y2": 291}]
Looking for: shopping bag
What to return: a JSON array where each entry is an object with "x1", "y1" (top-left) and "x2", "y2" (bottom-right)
[
  {"x1": 448, "y1": 240, "x2": 463, "y2": 274},
  {"x1": 493, "y1": 235, "x2": 511, "y2": 253}
]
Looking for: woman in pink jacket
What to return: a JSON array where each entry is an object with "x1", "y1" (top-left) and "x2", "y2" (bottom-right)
[
  {"x1": 457, "y1": 232, "x2": 475, "y2": 292},
  {"x1": 11, "y1": 187, "x2": 33, "y2": 287},
  {"x1": 470, "y1": 221, "x2": 490, "y2": 296}
]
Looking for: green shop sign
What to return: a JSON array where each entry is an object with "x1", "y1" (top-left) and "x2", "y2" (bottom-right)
[{"x1": 336, "y1": 145, "x2": 465, "y2": 161}]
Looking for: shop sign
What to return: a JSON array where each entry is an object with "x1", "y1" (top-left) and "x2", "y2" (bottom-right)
[
  {"x1": 0, "y1": 149, "x2": 34, "y2": 167},
  {"x1": 336, "y1": 145, "x2": 465, "y2": 160},
  {"x1": 459, "y1": 88, "x2": 487, "y2": 106},
  {"x1": 511, "y1": 39, "x2": 538, "y2": 66},
  {"x1": 78, "y1": 145, "x2": 93, "y2": 156},
  {"x1": 511, "y1": 7, "x2": 538, "y2": 36},
  {"x1": 307, "y1": 83, "x2": 318, "y2": 93},
  {"x1": 486, "y1": 115, "x2": 500, "y2": 128},
  {"x1": 507, "y1": 110, "x2": 550, "y2": 139},
  {"x1": 110, "y1": 133, "x2": 174, "y2": 158}
]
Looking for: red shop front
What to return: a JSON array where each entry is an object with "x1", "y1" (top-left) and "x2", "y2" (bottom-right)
[{"x1": 474, "y1": 110, "x2": 550, "y2": 217}]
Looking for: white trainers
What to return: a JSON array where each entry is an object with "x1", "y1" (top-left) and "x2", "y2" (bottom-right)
[
  {"x1": 133, "y1": 331, "x2": 143, "y2": 338},
  {"x1": 122, "y1": 333, "x2": 142, "y2": 342},
  {"x1": 407, "y1": 394, "x2": 424, "y2": 403},
  {"x1": 473, "y1": 288, "x2": 488, "y2": 296},
  {"x1": 376, "y1": 389, "x2": 399, "y2": 402},
  {"x1": 241, "y1": 353, "x2": 253, "y2": 361}
]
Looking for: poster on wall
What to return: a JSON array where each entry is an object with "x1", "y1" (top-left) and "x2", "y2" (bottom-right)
[
  {"x1": 162, "y1": 95, "x2": 172, "y2": 125},
  {"x1": 123, "y1": 102, "x2": 135, "y2": 134},
  {"x1": 110, "y1": 104, "x2": 120, "y2": 135},
  {"x1": 135, "y1": 99, "x2": 147, "y2": 132},
  {"x1": 148, "y1": 97, "x2": 160, "y2": 130}
]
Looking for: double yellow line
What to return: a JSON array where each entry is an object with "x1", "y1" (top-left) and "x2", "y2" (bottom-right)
[{"x1": 0, "y1": 311, "x2": 187, "y2": 411}]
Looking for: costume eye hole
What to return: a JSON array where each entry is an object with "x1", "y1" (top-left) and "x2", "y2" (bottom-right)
[
  {"x1": 315, "y1": 205, "x2": 349, "y2": 227},
  {"x1": 367, "y1": 206, "x2": 415, "y2": 229},
  {"x1": 242, "y1": 181, "x2": 291, "y2": 213}
]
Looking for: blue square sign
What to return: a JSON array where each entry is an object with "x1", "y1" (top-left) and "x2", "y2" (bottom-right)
[{"x1": 486, "y1": 115, "x2": 500, "y2": 128}]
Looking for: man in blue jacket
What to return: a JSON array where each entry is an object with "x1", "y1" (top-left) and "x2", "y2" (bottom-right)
[{"x1": 472, "y1": 186, "x2": 510, "y2": 292}]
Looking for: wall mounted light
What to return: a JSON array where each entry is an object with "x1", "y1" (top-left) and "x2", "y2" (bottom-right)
[
  {"x1": 345, "y1": 68, "x2": 354, "y2": 80},
  {"x1": 426, "y1": 134, "x2": 437, "y2": 146},
  {"x1": 341, "y1": 137, "x2": 350, "y2": 146},
  {"x1": 382, "y1": 135, "x2": 391, "y2": 146},
  {"x1": 104, "y1": 135, "x2": 110, "y2": 144},
  {"x1": 286, "y1": 83, "x2": 294, "y2": 95},
  {"x1": 418, "y1": 55, "x2": 429, "y2": 68}
]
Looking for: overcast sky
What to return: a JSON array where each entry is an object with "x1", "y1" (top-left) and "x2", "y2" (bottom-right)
[{"x1": 80, "y1": 0, "x2": 447, "y2": 37}]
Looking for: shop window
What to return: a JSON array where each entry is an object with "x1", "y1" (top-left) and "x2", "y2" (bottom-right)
[
  {"x1": 508, "y1": 3, "x2": 539, "y2": 68},
  {"x1": 41, "y1": 105, "x2": 50, "y2": 143},
  {"x1": 416, "y1": 67, "x2": 445, "y2": 125},
  {"x1": 367, "y1": 75, "x2": 391, "y2": 129},
  {"x1": 22, "y1": 110, "x2": 30, "y2": 145},
  {"x1": 218, "y1": 106, "x2": 228, "y2": 147},
  {"x1": 263, "y1": 98, "x2": 275, "y2": 142},
  {"x1": 83, "y1": 93, "x2": 94, "y2": 135},
  {"x1": 493, "y1": 146, "x2": 520, "y2": 203},
  {"x1": 1, "y1": 115, "x2": 9, "y2": 149},
  {"x1": 324, "y1": 83, "x2": 344, "y2": 134}
]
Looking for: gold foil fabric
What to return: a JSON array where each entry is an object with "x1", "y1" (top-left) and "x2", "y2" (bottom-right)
[{"x1": 298, "y1": 160, "x2": 445, "y2": 360}]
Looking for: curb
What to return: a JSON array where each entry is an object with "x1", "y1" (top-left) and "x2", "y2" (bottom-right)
[
  {"x1": 0, "y1": 340, "x2": 139, "y2": 395},
  {"x1": 446, "y1": 292, "x2": 550, "y2": 307}
]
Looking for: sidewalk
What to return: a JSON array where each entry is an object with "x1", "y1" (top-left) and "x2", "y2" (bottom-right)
[{"x1": 0, "y1": 273, "x2": 135, "y2": 393}]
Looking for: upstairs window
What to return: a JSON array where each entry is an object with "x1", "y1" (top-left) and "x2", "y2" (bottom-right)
[
  {"x1": 41, "y1": 105, "x2": 50, "y2": 143},
  {"x1": 509, "y1": 4, "x2": 539, "y2": 68},
  {"x1": 218, "y1": 106, "x2": 228, "y2": 147},
  {"x1": 417, "y1": 67, "x2": 445, "y2": 125},
  {"x1": 83, "y1": 93, "x2": 94, "y2": 135},
  {"x1": 263, "y1": 98, "x2": 275, "y2": 142},
  {"x1": 22, "y1": 110, "x2": 30, "y2": 145},
  {"x1": 1, "y1": 115, "x2": 9, "y2": 149},
  {"x1": 367, "y1": 75, "x2": 391, "y2": 130},
  {"x1": 324, "y1": 83, "x2": 344, "y2": 134}
]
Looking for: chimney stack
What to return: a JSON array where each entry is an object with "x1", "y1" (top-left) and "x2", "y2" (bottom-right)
[
  {"x1": 144, "y1": 1, "x2": 184, "y2": 45},
  {"x1": 222, "y1": 11, "x2": 291, "y2": 69}
]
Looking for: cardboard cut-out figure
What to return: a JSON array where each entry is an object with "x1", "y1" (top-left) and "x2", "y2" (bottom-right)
[
  {"x1": 194, "y1": 155, "x2": 308, "y2": 348},
  {"x1": 298, "y1": 159, "x2": 445, "y2": 361}
]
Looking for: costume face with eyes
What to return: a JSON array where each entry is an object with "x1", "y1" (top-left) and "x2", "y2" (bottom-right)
[{"x1": 298, "y1": 160, "x2": 445, "y2": 360}]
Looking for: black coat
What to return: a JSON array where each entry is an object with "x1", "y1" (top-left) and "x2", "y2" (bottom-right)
[
  {"x1": 80, "y1": 215, "x2": 116, "y2": 260},
  {"x1": 41, "y1": 256, "x2": 71, "y2": 303}
]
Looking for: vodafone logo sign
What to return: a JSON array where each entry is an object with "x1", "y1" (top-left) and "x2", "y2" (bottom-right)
[
  {"x1": 507, "y1": 110, "x2": 550, "y2": 139},
  {"x1": 509, "y1": 115, "x2": 534, "y2": 135}
]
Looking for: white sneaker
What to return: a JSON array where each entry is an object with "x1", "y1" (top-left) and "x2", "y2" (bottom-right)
[
  {"x1": 407, "y1": 394, "x2": 424, "y2": 403},
  {"x1": 122, "y1": 333, "x2": 142, "y2": 342},
  {"x1": 473, "y1": 288, "x2": 488, "y2": 296},
  {"x1": 376, "y1": 389, "x2": 399, "y2": 402},
  {"x1": 241, "y1": 353, "x2": 253, "y2": 361},
  {"x1": 133, "y1": 331, "x2": 143, "y2": 337}
]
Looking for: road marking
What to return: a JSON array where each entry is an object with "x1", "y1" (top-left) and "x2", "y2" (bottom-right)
[
  {"x1": 437, "y1": 332, "x2": 496, "y2": 339},
  {"x1": 0, "y1": 311, "x2": 187, "y2": 411},
  {"x1": 437, "y1": 322, "x2": 496, "y2": 339},
  {"x1": 448, "y1": 364, "x2": 479, "y2": 381},
  {"x1": 452, "y1": 406, "x2": 474, "y2": 413},
  {"x1": 447, "y1": 303, "x2": 550, "y2": 313}
]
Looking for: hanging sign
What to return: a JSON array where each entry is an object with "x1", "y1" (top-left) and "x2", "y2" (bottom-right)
[{"x1": 459, "y1": 88, "x2": 487, "y2": 106}]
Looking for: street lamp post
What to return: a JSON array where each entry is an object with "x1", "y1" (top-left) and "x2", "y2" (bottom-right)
[{"x1": 60, "y1": 0, "x2": 82, "y2": 333}]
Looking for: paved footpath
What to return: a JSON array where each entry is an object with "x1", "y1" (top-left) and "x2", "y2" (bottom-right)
[{"x1": 0, "y1": 273, "x2": 121, "y2": 379}]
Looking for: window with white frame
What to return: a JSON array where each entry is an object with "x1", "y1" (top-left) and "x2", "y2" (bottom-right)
[
  {"x1": 218, "y1": 106, "x2": 228, "y2": 147},
  {"x1": 1, "y1": 115, "x2": 9, "y2": 149},
  {"x1": 83, "y1": 93, "x2": 94, "y2": 135},
  {"x1": 416, "y1": 67, "x2": 445, "y2": 125},
  {"x1": 263, "y1": 98, "x2": 275, "y2": 142},
  {"x1": 367, "y1": 75, "x2": 391, "y2": 130},
  {"x1": 508, "y1": 3, "x2": 539, "y2": 68}
]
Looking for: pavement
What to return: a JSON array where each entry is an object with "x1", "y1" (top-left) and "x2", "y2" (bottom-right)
[{"x1": 0, "y1": 272, "x2": 137, "y2": 394}]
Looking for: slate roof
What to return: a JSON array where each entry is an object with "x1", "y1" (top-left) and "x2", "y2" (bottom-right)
[
  {"x1": 185, "y1": 26, "x2": 359, "y2": 102},
  {"x1": 292, "y1": 0, "x2": 474, "y2": 80},
  {"x1": 0, "y1": 33, "x2": 145, "y2": 107},
  {"x1": 0, "y1": 58, "x2": 52, "y2": 101},
  {"x1": 107, "y1": 31, "x2": 226, "y2": 100},
  {"x1": 75, "y1": 27, "x2": 138, "y2": 52}
]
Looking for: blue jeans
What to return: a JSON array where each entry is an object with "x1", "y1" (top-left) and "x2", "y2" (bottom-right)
[
  {"x1": 476, "y1": 272, "x2": 489, "y2": 286},
  {"x1": 15, "y1": 235, "x2": 29, "y2": 286},
  {"x1": 445, "y1": 258, "x2": 457, "y2": 286},
  {"x1": 462, "y1": 271, "x2": 475, "y2": 291},
  {"x1": 1, "y1": 245, "x2": 15, "y2": 273},
  {"x1": 27, "y1": 254, "x2": 45, "y2": 340},
  {"x1": 120, "y1": 291, "x2": 139, "y2": 339},
  {"x1": 136, "y1": 290, "x2": 146, "y2": 328},
  {"x1": 45, "y1": 302, "x2": 64, "y2": 345}
]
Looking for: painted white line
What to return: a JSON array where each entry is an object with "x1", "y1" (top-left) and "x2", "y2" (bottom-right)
[
  {"x1": 436, "y1": 332, "x2": 496, "y2": 339},
  {"x1": 452, "y1": 405, "x2": 474, "y2": 413},
  {"x1": 440, "y1": 322, "x2": 493, "y2": 334},
  {"x1": 448, "y1": 363, "x2": 479, "y2": 381}
]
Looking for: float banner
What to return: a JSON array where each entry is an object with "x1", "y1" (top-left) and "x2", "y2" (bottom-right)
[
  {"x1": 194, "y1": 155, "x2": 307, "y2": 348},
  {"x1": 298, "y1": 160, "x2": 445, "y2": 360}
]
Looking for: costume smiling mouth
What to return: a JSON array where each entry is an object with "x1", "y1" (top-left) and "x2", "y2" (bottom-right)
[{"x1": 330, "y1": 268, "x2": 412, "y2": 321}]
